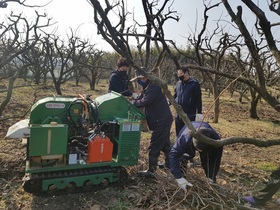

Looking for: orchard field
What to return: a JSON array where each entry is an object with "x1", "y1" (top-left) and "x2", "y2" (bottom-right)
[{"x1": 0, "y1": 80, "x2": 279, "y2": 210}]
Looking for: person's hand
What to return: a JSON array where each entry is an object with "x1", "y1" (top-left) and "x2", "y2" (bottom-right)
[
  {"x1": 129, "y1": 98, "x2": 135, "y2": 104},
  {"x1": 195, "y1": 113, "x2": 203, "y2": 122},
  {"x1": 132, "y1": 92, "x2": 138, "y2": 99},
  {"x1": 176, "y1": 177, "x2": 193, "y2": 191}
]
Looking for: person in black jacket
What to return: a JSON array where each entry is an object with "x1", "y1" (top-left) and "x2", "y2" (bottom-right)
[
  {"x1": 131, "y1": 73, "x2": 173, "y2": 177},
  {"x1": 108, "y1": 57, "x2": 132, "y2": 97},
  {"x1": 169, "y1": 122, "x2": 223, "y2": 191},
  {"x1": 243, "y1": 167, "x2": 280, "y2": 206},
  {"x1": 174, "y1": 66, "x2": 202, "y2": 136}
]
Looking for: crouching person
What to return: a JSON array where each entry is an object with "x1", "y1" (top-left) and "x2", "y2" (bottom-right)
[{"x1": 169, "y1": 121, "x2": 223, "y2": 191}]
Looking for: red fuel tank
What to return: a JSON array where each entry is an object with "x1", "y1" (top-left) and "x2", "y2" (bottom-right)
[{"x1": 87, "y1": 135, "x2": 113, "y2": 163}]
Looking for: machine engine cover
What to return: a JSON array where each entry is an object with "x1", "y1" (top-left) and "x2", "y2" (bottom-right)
[{"x1": 87, "y1": 135, "x2": 113, "y2": 163}]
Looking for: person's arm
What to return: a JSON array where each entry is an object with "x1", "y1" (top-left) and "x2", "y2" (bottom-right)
[
  {"x1": 121, "y1": 76, "x2": 132, "y2": 96},
  {"x1": 169, "y1": 147, "x2": 185, "y2": 179},
  {"x1": 133, "y1": 84, "x2": 160, "y2": 108},
  {"x1": 169, "y1": 134, "x2": 194, "y2": 179},
  {"x1": 170, "y1": 133, "x2": 195, "y2": 191},
  {"x1": 121, "y1": 89, "x2": 132, "y2": 96}
]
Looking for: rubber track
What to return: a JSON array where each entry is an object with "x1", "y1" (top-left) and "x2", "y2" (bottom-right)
[{"x1": 23, "y1": 166, "x2": 128, "y2": 196}]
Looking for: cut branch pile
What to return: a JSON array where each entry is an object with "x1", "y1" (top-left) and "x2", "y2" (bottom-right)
[{"x1": 126, "y1": 166, "x2": 246, "y2": 210}]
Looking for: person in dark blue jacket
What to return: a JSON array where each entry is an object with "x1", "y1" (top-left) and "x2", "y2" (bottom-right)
[
  {"x1": 174, "y1": 66, "x2": 202, "y2": 136},
  {"x1": 169, "y1": 122, "x2": 223, "y2": 191},
  {"x1": 108, "y1": 57, "x2": 132, "y2": 97},
  {"x1": 131, "y1": 73, "x2": 173, "y2": 177},
  {"x1": 243, "y1": 167, "x2": 280, "y2": 206}
]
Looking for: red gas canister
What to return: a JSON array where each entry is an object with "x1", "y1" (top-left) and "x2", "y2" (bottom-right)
[{"x1": 87, "y1": 134, "x2": 113, "y2": 163}]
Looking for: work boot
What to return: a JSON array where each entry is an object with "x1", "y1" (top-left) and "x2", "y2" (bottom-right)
[
  {"x1": 138, "y1": 156, "x2": 157, "y2": 177},
  {"x1": 138, "y1": 169, "x2": 155, "y2": 177}
]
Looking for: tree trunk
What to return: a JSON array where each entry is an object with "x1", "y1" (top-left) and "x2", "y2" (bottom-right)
[
  {"x1": 0, "y1": 73, "x2": 18, "y2": 116},
  {"x1": 249, "y1": 88, "x2": 260, "y2": 119},
  {"x1": 213, "y1": 83, "x2": 220, "y2": 123},
  {"x1": 54, "y1": 82, "x2": 62, "y2": 95},
  {"x1": 43, "y1": 73, "x2": 47, "y2": 84},
  {"x1": 75, "y1": 74, "x2": 79, "y2": 86},
  {"x1": 90, "y1": 74, "x2": 96, "y2": 90},
  {"x1": 34, "y1": 71, "x2": 41, "y2": 85},
  {"x1": 89, "y1": 80, "x2": 95, "y2": 90}
]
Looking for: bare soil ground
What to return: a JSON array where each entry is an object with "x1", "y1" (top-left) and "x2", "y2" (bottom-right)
[{"x1": 0, "y1": 81, "x2": 279, "y2": 210}]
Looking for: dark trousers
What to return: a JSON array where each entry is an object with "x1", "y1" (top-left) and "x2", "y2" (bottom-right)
[
  {"x1": 199, "y1": 146, "x2": 223, "y2": 182},
  {"x1": 148, "y1": 125, "x2": 172, "y2": 170},
  {"x1": 254, "y1": 167, "x2": 280, "y2": 204},
  {"x1": 175, "y1": 115, "x2": 195, "y2": 136}
]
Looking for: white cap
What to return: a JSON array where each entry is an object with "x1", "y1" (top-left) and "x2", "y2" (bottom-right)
[{"x1": 130, "y1": 74, "x2": 145, "y2": 82}]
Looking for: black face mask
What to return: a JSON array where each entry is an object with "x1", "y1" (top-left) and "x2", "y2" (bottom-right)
[
  {"x1": 140, "y1": 79, "x2": 150, "y2": 89},
  {"x1": 179, "y1": 75, "x2": 184, "y2": 81},
  {"x1": 118, "y1": 71, "x2": 127, "y2": 77},
  {"x1": 137, "y1": 79, "x2": 146, "y2": 86}
]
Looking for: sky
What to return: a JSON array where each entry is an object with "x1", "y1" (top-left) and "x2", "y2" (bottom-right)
[{"x1": 1, "y1": 0, "x2": 279, "y2": 52}]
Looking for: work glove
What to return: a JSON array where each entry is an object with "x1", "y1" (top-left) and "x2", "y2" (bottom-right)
[
  {"x1": 195, "y1": 113, "x2": 203, "y2": 122},
  {"x1": 132, "y1": 92, "x2": 138, "y2": 99},
  {"x1": 176, "y1": 177, "x2": 193, "y2": 191},
  {"x1": 207, "y1": 178, "x2": 215, "y2": 184}
]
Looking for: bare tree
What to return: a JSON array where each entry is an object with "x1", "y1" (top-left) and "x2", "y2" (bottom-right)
[
  {"x1": 41, "y1": 33, "x2": 91, "y2": 95},
  {"x1": 179, "y1": 1, "x2": 280, "y2": 121},
  {"x1": 187, "y1": 3, "x2": 238, "y2": 123},
  {"x1": 89, "y1": 0, "x2": 180, "y2": 72},
  {"x1": 219, "y1": 0, "x2": 280, "y2": 112},
  {"x1": 88, "y1": 0, "x2": 280, "y2": 147},
  {"x1": 0, "y1": 12, "x2": 50, "y2": 116}
]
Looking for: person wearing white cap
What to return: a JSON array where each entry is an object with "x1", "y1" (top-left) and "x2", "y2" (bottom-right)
[{"x1": 130, "y1": 72, "x2": 173, "y2": 177}]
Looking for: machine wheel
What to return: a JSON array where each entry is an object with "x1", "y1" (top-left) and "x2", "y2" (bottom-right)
[
  {"x1": 65, "y1": 182, "x2": 77, "y2": 193},
  {"x1": 100, "y1": 178, "x2": 109, "y2": 187},
  {"x1": 82, "y1": 180, "x2": 93, "y2": 190},
  {"x1": 47, "y1": 184, "x2": 58, "y2": 194}
]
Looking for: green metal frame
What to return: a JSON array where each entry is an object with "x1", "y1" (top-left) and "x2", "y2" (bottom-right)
[
  {"x1": 25, "y1": 91, "x2": 146, "y2": 191},
  {"x1": 29, "y1": 124, "x2": 68, "y2": 156}
]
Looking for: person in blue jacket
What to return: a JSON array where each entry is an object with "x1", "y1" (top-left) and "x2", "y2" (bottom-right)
[
  {"x1": 169, "y1": 121, "x2": 223, "y2": 191},
  {"x1": 243, "y1": 167, "x2": 280, "y2": 206},
  {"x1": 131, "y1": 72, "x2": 173, "y2": 177},
  {"x1": 108, "y1": 57, "x2": 132, "y2": 97},
  {"x1": 174, "y1": 66, "x2": 202, "y2": 136}
]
